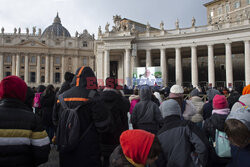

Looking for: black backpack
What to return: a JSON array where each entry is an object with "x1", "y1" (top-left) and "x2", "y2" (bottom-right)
[{"x1": 56, "y1": 91, "x2": 96, "y2": 153}]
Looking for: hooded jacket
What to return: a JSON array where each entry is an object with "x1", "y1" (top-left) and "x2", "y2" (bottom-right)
[
  {"x1": 55, "y1": 66, "x2": 101, "y2": 167},
  {"x1": 131, "y1": 85, "x2": 163, "y2": 134},
  {"x1": 190, "y1": 96, "x2": 204, "y2": 123},
  {"x1": 0, "y1": 76, "x2": 50, "y2": 167},
  {"x1": 156, "y1": 100, "x2": 208, "y2": 167},
  {"x1": 231, "y1": 94, "x2": 250, "y2": 113},
  {"x1": 203, "y1": 89, "x2": 221, "y2": 120}
]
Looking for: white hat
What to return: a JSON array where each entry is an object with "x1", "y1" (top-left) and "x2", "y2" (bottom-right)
[{"x1": 170, "y1": 84, "x2": 184, "y2": 94}]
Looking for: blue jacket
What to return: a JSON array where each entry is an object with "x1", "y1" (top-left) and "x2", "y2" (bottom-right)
[{"x1": 227, "y1": 144, "x2": 250, "y2": 167}]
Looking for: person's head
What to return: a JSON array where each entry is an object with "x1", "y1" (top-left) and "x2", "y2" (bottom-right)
[
  {"x1": 64, "y1": 71, "x2": 75, "y2": 82},
  {"x1": 37, "y1": 85, "x2": 46, "y2": 93},
  {"x1": 44, "y1": 84, "x2": 55, "y2": 96},
  {"x1": 0, "y1": 76, "x2": 27, "y2": 102},
  {"x1": 242, "y1": 84, "x2": 250, "y2": 95},
  {"x1": 133, "y1": 88, "x2": 139, "y2": 95},
  {"x1": 71, "y1": 66, "x2": 98, "y2": 89},
  {"x1": 160, "y1": 99, "x2": 181, "y2": 118},
  {"x1": 213, "y1": 94, "x2": 228, "y2": 109},
  {"x1": 106, "y1": 77, "x2": 118, "y2": 89},
  {"x1": 189, "y1": 88, "x2": 200, "y2": 98},
  {"x1": 120, "y1": 129, "x2": 162, "y2": 166},
  {"x1": 139, "y1": 85, "x2": 152, "y2": 101},
  {"x1": 225, "y1": 107, "x2": 250, "y2": 148},
  {"x1": 206, "y1": 88, "x2": 221, "y2": 102},
  {"x1": 145, "y1": 69, "x2": 151, "y2": 78}
]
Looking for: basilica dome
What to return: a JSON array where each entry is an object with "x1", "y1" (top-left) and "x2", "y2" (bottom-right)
[{"x1": 42, "y1": 13, "x2": 71, "y2": 37}]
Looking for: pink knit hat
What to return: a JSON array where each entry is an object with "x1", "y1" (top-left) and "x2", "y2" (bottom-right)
[{"x1": 213, "y1": 95, "x2": 228, "y2": 109}]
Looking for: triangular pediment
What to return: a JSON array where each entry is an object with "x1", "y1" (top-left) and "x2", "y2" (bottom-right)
[{"x1": 16, "y1": 40, "x2": 48, "y2": 48}]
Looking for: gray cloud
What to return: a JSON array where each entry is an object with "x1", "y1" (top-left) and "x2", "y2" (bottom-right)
[{"x1": 0, "y1": 0, "x2": 211, "y2": 36}]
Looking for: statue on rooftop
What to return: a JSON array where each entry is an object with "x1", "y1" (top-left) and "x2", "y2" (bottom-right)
[
  {"x1": 105, "y1": 22, "x2": 109, "y2": 33},
  {"x1": 14, "y1": 28, "x2": 17, "y2": 34},
  {"x1": 175, "y1": 19, "x2": 179, "y2": 29},
  {"x1": 75, "y1": 31, "x2": 78, "y2": 37},
  {"x1": 18, "y1": 27, "x2": 21, "y2": 34},
  {"x1": 98, "y1": 26, "x2": 102, "y2": 36},
  {"x1": 32, "y1": 27, "x2": 36, "y2": 35},
  {"x1": 192, "y1": 17, "x2": 196, "y2": 27},
  {"x1": 146, "y1": 22, "x2": 150, "y2": 32},
  {"x1": 38, "y1": 28, "x2": 41, "y2": 36},
  {"x1": 1, "y1": 27, "x2": 4, "y2": 34},
  {"x1": 26, "y1": 28, "x2": 29, "y2": 35},
  {"x1": 160, "y1": 21, "x2": 164, "y2": 31}
]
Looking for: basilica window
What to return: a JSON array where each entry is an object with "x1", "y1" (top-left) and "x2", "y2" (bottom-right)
[
  {"x1": 55, "y1": 72, "x2": 60, "y2": 83},
  {"x1": 41, "y1": 76, "x2": 45, "y2": 83},
  {"x1": 82, "y1": 41, "x2": 88, "y2": 47},
  {"x1": 83, "y1": 57, "x2": 88, "y2": 66},
  {"x1": 225, "y1": 3, "x2": 230, "y2": 13},
  {"x1": 5, "y1": 72, "x2": 11, "y2": 77},
  {"x1": 5, "y1": 56, "x2": 11, "y2": 63},
  {"x1": 30, "y1": 56, "x2": 36, "y2": 63},
  {"x1": 55, "y1": 57, "x2": 60, "y2": 64},
  {"x1": 218, "y1": 7, "x2": 223, "y2": 15},
  {"x1": 21, "y1": 57, "x2": 25, "y2": 64},
  {"x1": 41, "y1": 57, "x2": 45, "y2": 64},
  {"x1": 30, "y1": 72, "x2": 36, "y2": 83},
  {"x1": 234, "y1": 1, "x2": 240, "y2": 9}
]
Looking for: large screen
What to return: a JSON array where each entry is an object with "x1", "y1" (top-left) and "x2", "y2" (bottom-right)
[{"x1": 132, "y1": 67, "x2": 162, "y2": 86}]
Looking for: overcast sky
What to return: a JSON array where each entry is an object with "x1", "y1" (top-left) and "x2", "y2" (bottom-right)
[{"x1": 0, "y1": 0, "x2": 211, "y2": 37}]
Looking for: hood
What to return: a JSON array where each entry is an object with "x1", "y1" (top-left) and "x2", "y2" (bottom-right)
[
  {"x1": 160, "y1": 99, "x2": 181, "y2": 118},
  {"x1": 190, "y1": 88, "x2": 200, "y2": 97},
  {"x1": 206, "y1": 89, "x2": 221, "y2": 101},
  {"x1": 37, "y1": 85, "x2": 46, "y2": 93},
  {"x1": 0, "y1": 76, "x2": 27, "y2": 102},
  {"x1": 120, "y1": 129, "x2": 155, "y2": 166},
  {"x1": 231, "y1": 94, "x2": 250, "y2": 113},
  {"x1": 64, "y1": 71, "x2": 75, "y2": 82},
  {"x1": 71, "y1": 66, "x2": 97, "y2": 89},
  {"x1": 242, "y1": 84, "x2": 250, "y2": 95},
  {"x1": 139, "y1": 85, "x2": 152, "y2": 101}
]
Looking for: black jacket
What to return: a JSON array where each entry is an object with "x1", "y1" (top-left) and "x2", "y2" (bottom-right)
[
  {"x1": 0, "y1": 98, "x2": 50, "y2": 167},
  {"x1": 203, "y1": 113, "x2": 228, "y2": 142},
  {"x1": 203, "y1": 102, "x2": 213, "y2": 120},
  {"x1": 131, "y1": 85, "x2": 163, "y2": 134},
  {"x1": 56, "y1": 66, "x2": 101, "y2": 167},
  {"x1": 156, "y1": 116, "x2": 208, "y2": 167},
  {"x1": 40, "y1": 92, "x2": 56, "y2": 127}
]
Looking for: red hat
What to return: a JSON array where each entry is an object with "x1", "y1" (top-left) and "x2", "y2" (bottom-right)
[
  {"x1": 242, "y1": 84, "x2": 250, "y2": 95},
  {"x1": 120, "y1": 129, "x2": 155, "y2": 166},
  {"x1": 213, "y1": 94, "x2": 228, "y2": 109},
  {"x1": 0, "y1": 76, "x2": 27, "y2": 102}
]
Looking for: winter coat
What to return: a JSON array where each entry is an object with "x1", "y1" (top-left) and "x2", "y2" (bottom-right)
[
  {"x1": 227, "y1": 144, "x2": 250, "y2": 167},
  {"x1": 58, "y1": 72, "x2": 74, "y2": 95},
  {"x1": 203, "y1": 110, "x2": 229, "y2": 141},
  {"x1": 109, "y1": 145, "x2": 134, "y2": 167},
  {"x1": 227, "y1": 92, "x2": 240, "y2": 110},
  {"x1": 190, "y1": 96, "x2": 204, "y2": 123},
  {"x1": 203, "y1": 102, "x2": 213, "y2": 120},
  {"x1": 156, "y1": 115, "x2": 208, "y2": 167},
  {"x1": 40, "y1": 92, "x2": 56, "y2": 127},
  {"x1": 0, "y1": 98, "x2": 50, "y2": 167},
  {"x1": 56, "y1": 66, "x2": 101, "y2": 167},
  {"x1": 131, "y1": 85, "x2": 163, "y2": 134},
  {"x1": 182, "y1": 100, "x2": 197, "y2": 121},
  {"x1": 99, "y1": 88, "x2": 129, "y2": 155},
  {"x1": 129, "y1": 95, "x2": 140, "y2": 114}
]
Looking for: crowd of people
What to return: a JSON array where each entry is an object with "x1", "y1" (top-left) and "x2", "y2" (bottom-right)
[{"x1": 0, "y1": 65, "x2": 249, "y2": 167}]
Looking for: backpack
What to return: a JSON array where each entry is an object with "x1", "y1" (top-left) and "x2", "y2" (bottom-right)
[
  {"x1": 214, "y1": 129, "x2": 231, "y2": 157},
  {"x1": 33, "y1": 92, "x2": 42, "y2": 108},
  {"x1": 56, "y1": 91, "x2": 96, "y2": 153}
]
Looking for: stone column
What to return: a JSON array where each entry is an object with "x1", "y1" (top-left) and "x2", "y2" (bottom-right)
[
  {"x1": 175, "y1": 47, "x2": 182, "y2": 85},
  {"x1": 191, "y1": 46, "x2": 198, "y2": 87},
  {"x1": 104, "y1": 50, "x2": 110, "y2": 81},
  {"x1": 16, "y1": 54, "x2": 20, "y2": 77},
  {"x1": 36, "y1": 55, "x2": 41, "y2": 84},
  {"x1": 50, "y1": 55, "x2": 54, "y2": 84},
  {"x1": 244, "y1": 41, "x2": 250, "y2": 85},
  {"x1": 125, "y1": 49, "x2": 131, "y2": 86},
  {"x1": 0, "y1": 54, "x2": 3, "y2": 80},
  {"x1": 12, "y1": 55, "x2": 16, "y2": 76},
  {"x1": 225, "y1": 43, "x2": 233, "y2": 88},
  {"x1": 61, "y1": 55, "x2": 65, "y2": 84},
  {"x1": 208, "y1": 45, "x2": 215, "y2": 87},
  {"x1": 45, "y1": 54, "x2": 49, "y2": 84},
  {"x1": 160, "y1": 48, "x2": 167, "y2": 86},
  {"x1": 146, "y1": 49, "x2": 152, "y2": 67},
  {"x1": 24, "y1": 54, "x2": 29, "y2": 83}
]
